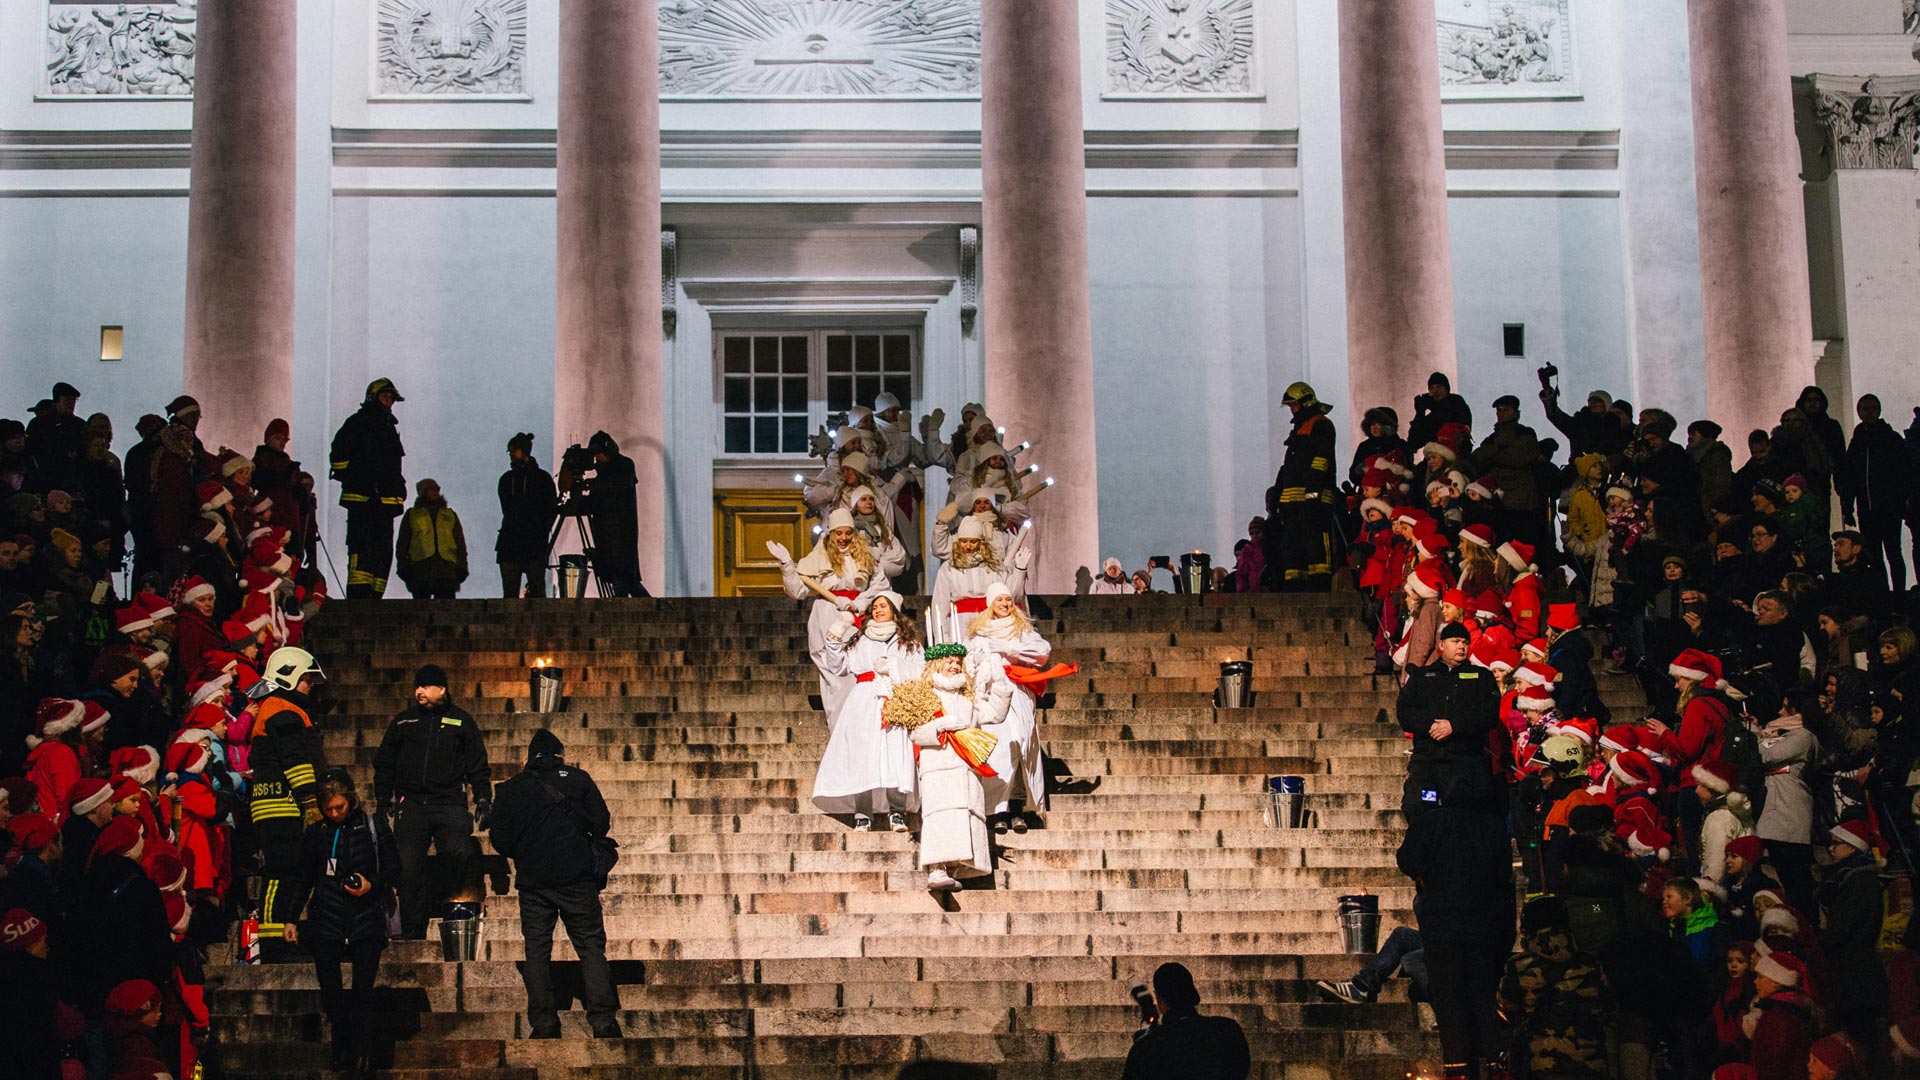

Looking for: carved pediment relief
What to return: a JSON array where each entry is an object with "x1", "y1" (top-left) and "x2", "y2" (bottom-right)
[{"x1": 659, "y1": 0, "x2": 981, "y2": 99}]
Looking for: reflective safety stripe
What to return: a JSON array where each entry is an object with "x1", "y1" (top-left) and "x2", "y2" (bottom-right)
[
  {"x1": 330, "y1": 461, "x2": 349, "y2": 470},
  {"x1": 250, "y1": 797, "x2": 301, "y2": 822},
  {"x1": 1309, "y1": 457, "x2": 1330, "y2": 472},
  {"x1": 284, "y1": 764, "x2": 316, "y2": 788},
  {"x1": 379, "y1": 496, "x2": 405, "y2": 506},
  {"x1": 340, "y1": 493, "x2": 369, "y2": 503}
]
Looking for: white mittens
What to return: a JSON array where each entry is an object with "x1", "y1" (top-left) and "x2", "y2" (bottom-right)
[{"x1": 766, "y1": 541, "x2": 793, "y2": 565}]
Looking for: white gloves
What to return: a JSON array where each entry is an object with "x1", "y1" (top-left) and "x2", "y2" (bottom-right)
[
  {"x1": 766, "y1": 541, "x2": 793, "y2": 565},
  {"x1": 826, "y1": 612, "x2": 858, "y2": 642},
  {"x1": 1012, "y1": 548, "x2": 1032, "y2": 572},
  {"x1": 874, "y1": 656, "x2": 893, "y2": 677}
]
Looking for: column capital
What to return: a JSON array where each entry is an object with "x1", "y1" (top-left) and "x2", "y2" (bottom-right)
[{"x1": 1805, "y1": 73, "x2": 1920, "y2": 171}]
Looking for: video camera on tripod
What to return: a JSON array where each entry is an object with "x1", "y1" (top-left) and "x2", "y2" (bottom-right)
[{"x1": 549, "y1": 441, "x2": 602, "y2": 596}]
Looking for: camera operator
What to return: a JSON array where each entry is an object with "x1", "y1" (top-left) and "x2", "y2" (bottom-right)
[
  {"x1": 1537, "y1": 365, "x2": 1628, "y2": 462},
  {"x1": 1121, "y1": 962, "x2": 1250, "y2": 1080},
  {"x1": 559, "y1": 431, "x2": 645, "y2": 598}
]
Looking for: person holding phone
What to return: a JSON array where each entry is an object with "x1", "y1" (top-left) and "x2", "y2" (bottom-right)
[{"x1": 282, "y1": 770, "x2": 400, "y2": 1075}]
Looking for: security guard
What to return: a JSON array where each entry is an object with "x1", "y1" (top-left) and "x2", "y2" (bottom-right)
[
  {"x1": 1394, "y1": 622, "x2": 1502, "y2": 824},
  {"x1": 1265, "y1": 382, "x2": 1338, "y2": 591},
  {"x1": 372, "y1": 664, "x2": 491, "y2": 939},
  {"x1": 330, "y1": 378, "x2": 408, "y2": 598},
  {"x1": 249, "y1": 646, "x2": 330, "y2": 959}
]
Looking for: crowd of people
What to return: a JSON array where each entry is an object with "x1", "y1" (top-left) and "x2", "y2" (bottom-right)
[{"x1": 1279, "y1": 372, "x2": 1920, "y2": 1080}]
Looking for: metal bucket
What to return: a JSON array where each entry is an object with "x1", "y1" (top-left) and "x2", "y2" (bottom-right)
[
  {"x1": 1179, "y1": 552, "x2": 1213, "y2": 595},
  {"x1": 557, "y1": 555, "x2": 590, "y2": 598},
  {"x1": 438, "y1": 917, "x2": 483, "y2": 962},
  {"x1": 530, "y1": 668, "x2": 563, "y2": 713},
  {"x1": 1266, "y1": 775, "x2": 1306, "y2": 828},
  {"x1": 1340, "y1": 911, "x2": 1380, "y2": 954},
  {"x1": 1216, "y1": 661, "x2": 1253, "y2": 708}
]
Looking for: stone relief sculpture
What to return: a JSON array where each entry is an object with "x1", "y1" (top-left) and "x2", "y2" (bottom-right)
[
  {"x1": 1810, "y1": 75, "x2": 1920, "y2": 171},
  {"x1": 1435, "y1": 0, "x2": 1574, "y2": 97},
  {"x1": 1104, "y1": 0, "x2": 1255, "y2": 97},
  {"x1": 44, "y1": 0, "x2": 197, "y2": 97},
  {"x1": 658, "y1": 0, "x2": 980, "y2": 98},
  {"x1": 376, "y1": 0, "x2": 528, "y2": 97}
]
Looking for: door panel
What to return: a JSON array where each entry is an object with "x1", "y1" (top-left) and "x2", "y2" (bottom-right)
[{"x1": 714, "y1": 489, "x2": 811, "y2": 597}]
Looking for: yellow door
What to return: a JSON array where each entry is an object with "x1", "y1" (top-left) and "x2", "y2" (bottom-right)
[{"x1": 714, "y1": 489, "x2": 811, "y2": 597}]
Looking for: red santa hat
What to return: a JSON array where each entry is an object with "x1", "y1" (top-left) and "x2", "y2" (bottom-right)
[
  {"x1": 90, "y1": 816, "x2": 143, "y2": 865},
  {"x1": 1725, "y1": 834, "x2": 1763, "y2": 866},
  {"x1": 163, "y1": 891, "x2": 191, "y2": 937},
  {"x1": 1514, "y1": 661, "x2": 1559, "y2": 688},
  {"x1": 1359, "y1": 495, "x2": 1393, "y2": 520},
  {"x1": 216, "y1": 448, "x2": 248, "y2": 478},
  {"x1": 1359, "y1": 467, "x2": 1394, "y2": 492},
  {"x1": 164, "y1": 740, "x2": 211, "y2": 777},
  {"x1": 32, "y1": 697, "x2": 85, "y2": 741},
  {"x1": 1441, "y1": 588, "x2": 1472, "y2": 611},
  {"x1": 1408, "y1": 562, "x2": 1448, "y2": 600},
  {"x1": 1488, "y1": 649, "x2": 1520, "y2": 673},
  {"x1": 1754, "y1": 951, "x2": 1804, "y2": 988},
  {"x1": 194, "y1": 517, "x2": 226, "y2": 546},
  {"x1": 1808, "y1": 1034, "x2": 1865, "y2": 1078},
  {"x1": 133, "y1": 593, "x2": 175, "y2": 621},
  {"x1": 1599, "y1": 725, "x2": 1642, "y2": 754},
  {"x1": 78, "y1": 701, "x2": 110, "y2": 735},
  {"x1": 1368, "y1": 453, "x2": 1414, "y2": 481},
  {"x1": 1497, "y1": 540, "x2": 1536, "y2": 570},
  {"x1": 196, "y1": 481, "x2": 232, "y2": 510},
  {"x1": 104, "y1": 978, "x2": 162, "y2": 1017},
  {"x1": 1425, "y1": 478, "x2": 1457, "y2": 500},
  {"x1": 1465, "y1": 476, "x2": 1501, "y2": 500},
  {"x1": 1551, "y1": 717, "x2": 1598, "y2": 745},
  {"x1": 6, "y1": 813, "x2": 57, "y2": 851},
  {"x1": 134, "y1": 646, "x2": 167, "y2": 673},
  {"x1": 1469, "y1": 639, "x2": 1501, "y2": 669},
  {"x1": 1421, "y1": 440, "x2": 1456, "y2": 464},
  {"x1": 69, "y1": 777, "x2": 113, "y2": 817},
  {"x1": 1668, "y1": 649, "x2": 1722, "y2": 689},
  {"x1": 249, "y1": 539, "x2": 293, "y2": 576},
  {"x1": 179, "y1": 576, "x2": 216, "y2": 604},
  {"x1": 1521, "y1": 638, "x2": 1549, "y2": 661},
  {"x1": 186, "y1": 674, "x2": 233, "y2": 709},
  {"x1": 1415, "y1": 531, "x2": 1451, "y2": 559},
  {"x1": 1457, "y1": 523, "x2": 1497, "y2": 549},
  {"x1": 1516, "y1": 686, "x2": 1556, "y2": 713},
  {"x1": 0, "y1": 778, "x2": 38, "y2": 814},
  {"x1": 108, "y1": 745, "x2": 160, "y2": 786},
  {"x1": 1691, "y1": 760, "x2": 1738, "y2": 795},
  {"x1": 1390, "y1": 506, "x2": 1430, "y2": 528},
  {"x1": 145, "y1": 851, "x2": 188, "y2": 893},
  {"x1": 113, "y1": 606, "x2": 154, "y2": 635},
  {"x1": 1609, "y1": 749, "x2": 1661, "y2": 791},
  {"x1": 1472, "y1": 591, "x2": 1507, "y2": 621},
  {"x1": 221, "y1": 619, "x2": 257, "y2": 647},
  {"x1": 1546, "y1": 603, "x2": 1580, "y2": 633},
  {"x1": 241, "y1": 566, "x2": 280, "y2": 595},
  {"x1": 1829, "y1": 818, "x2": 1876, "y2": 852}
]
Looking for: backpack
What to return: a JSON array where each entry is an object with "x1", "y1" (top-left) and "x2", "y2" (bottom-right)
[{"x1": 1720, "y1": 717, "x2": 1764, "y2": 813}]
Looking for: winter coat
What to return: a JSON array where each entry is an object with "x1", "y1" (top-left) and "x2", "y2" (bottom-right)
[
  {"x1": 488, "y1": 751, "x2": 612, "y2": 889},
  {"x1": 1397, "y1": 805, "x2": 1515, "y2": 947},
  {"x1": 1817, "y1": 852, "x2": 1887, "y2": 1019},
  {"x1": 1498, "y1": 924, "x2": 1614, "y2": 1079},
  {"x1": 1746, "y1": 990, "x2": 1815, "y2": 1080},
  {"x1": 1476, "y1": 419, "x2": 1541, "y2": 511},
  {"x1": 396, "y1": 496, "x2": 468, "y2": 594},
  {"x1": 1407, "y1": 393, "x2": 1473, "y2": 455},
  {"x1": 1691, "y1": 438, "x2": 1734, "y2": 518},
  {"x1": 286, "y1": 810, "x2": 400, "y2": 945},
  {"x1": 1755, "y1": 717, "x2": 1818, "y2": 845},
  {"x1": 1396, "y1": 658, "x2": 1503, "y2": 812},
  {"x1": 63, "y1": 853, "x2": 173, "y2": 1019},
  {"x1": 173, "y1": 609, "x2": 223, "y2": 679},
  {"x1": 1548, "y1": 628, "x2": 1606, "y2": 723},
  {"x1": 496, "y1": 457, "x2": 558, "y2": 562},
  {"x1": 25, "y1": 738, "x2": 81, "y2": 826},
  {"x1": 150, "y1": 424, "x2": 199, "y2": 550},
  {"x1": 1843, "y1": 416, "x2": 1910, "y2": 521},
  {"x1": 248, "y1": 691, "x2": 328, "y2": 827},
  {"x1": 372, "y1": 701, "x2": 490, "y2": 808},
  {"x1": 1545, "y1": 397, "x2": 1627, "y2": 462},
  {"x1": 1698, "y1": 793, "x2": 1754, "y2": 884},
  {"x1": 582, "y1": 450, "x2": 641, "y2": 582},
  {"x1": 329, "y1": 403, "x2": 406, "y2": 513}
]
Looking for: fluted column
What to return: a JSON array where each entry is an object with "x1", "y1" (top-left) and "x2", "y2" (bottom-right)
[
  {"x1": 557, "y1": 0, "x2": 665, "y2": 593},
  {"x1": 980, "y1": 0, "x2": 1100, "y2": 590},
  {"x1": 1688, "y1": 0, "x2": 1814, "y2": 440},
  {"x1": 181, "y1": 0, "x2": 297, "y2": 454},
  {"x1": 1336, "y1": 0, "x2": 1457, "y2": 435}
]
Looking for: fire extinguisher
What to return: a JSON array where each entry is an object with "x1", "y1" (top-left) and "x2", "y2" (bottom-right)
[{"x1": 238, "y1": 911, "x2": 261, "y2": 964}]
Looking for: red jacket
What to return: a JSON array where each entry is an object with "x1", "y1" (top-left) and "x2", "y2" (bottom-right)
[
  {"x1": 1505, "y1": 573, "x2": 1543, "y2": 640},
  {"x1": 1748, "y1": 990, "x2": 1814, "y2": 1080},
  {"x1": 174, "y1": 780, "x2": 228, "y2": 899},
  {"x1": 25, "y1": 739, "x2": 81, "y2": 827},
  {"x1": 1669, "y1": 694, "x2": 1730, "y2": 783},
  {"x1": 173, "y1": 611, "x2": 224, "y2": 683}
]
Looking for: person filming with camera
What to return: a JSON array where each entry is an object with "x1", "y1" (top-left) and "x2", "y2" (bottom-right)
[{"x1": 558, "y1": 431, "x2": 646, "y2": 597}]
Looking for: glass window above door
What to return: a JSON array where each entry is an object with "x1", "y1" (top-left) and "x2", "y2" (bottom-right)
[{"x1": 718, "y1": 329, "x2": 918, "y2": 457}]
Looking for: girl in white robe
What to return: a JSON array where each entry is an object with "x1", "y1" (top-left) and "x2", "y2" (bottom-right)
[
  {"x1": 810, "y1": 591, "x2": 923, "y2": 831},
  {"x1": 911, "y1": 644, "x2": 1013, "y2": 890},
  {"x1": 769, "y1": 508, "x2": 891, "y2": 725},
  {"x1": 965, "y1": 583, "x2": 1055, "y2": 828},
  {"x1": 930, "y1": 516, "x2": 1023, "y2": 637},
  {"x1": 840, "y1": 485, "x2": 909, "y2": 581}
]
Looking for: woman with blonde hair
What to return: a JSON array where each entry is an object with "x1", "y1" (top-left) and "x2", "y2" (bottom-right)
[
  {"x1": 840, "y1": 485, "x2": 908, "y2": 579},
  {"x1": 769, "y1": 509, "x2": 892, "y2": 719},
  {"x1": 965, "y1": 583, "x2": 1065, "y2": 832},
  {"x1": 894, "y1": 642, "x2": 1012, "y2": 890},
  {"x1": 811, "y1": 591, "x2": 923, "y2": 832}
]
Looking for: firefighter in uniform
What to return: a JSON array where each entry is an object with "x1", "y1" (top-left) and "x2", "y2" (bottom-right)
[
  {"x1": 330, "y1": 378, "x2": 408, "y2": 598},
  {"x1": 1394, "y1": 622, "x2": 1503, "y2": 826},
  {"x1": 372, "y1": 664, "x2": 492, "y2": 939},
  {"x1": 249, "y1": 646, "x2": 330, "y2": 959},
  {"x1": 1265, "y1": 381, "x2": 1339, "y2": 591}
]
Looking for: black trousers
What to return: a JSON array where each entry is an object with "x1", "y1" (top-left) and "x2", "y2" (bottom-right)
[
  {"x1": 345, "y1": 506, "x2": 397, "y2": 599},
  {"x1": 500, "y1": 560, "x2": 546, "y2": 598},
  {"x1": 393, "y1": 800, "x2": 476, "y2": 936},
  {"x1": 256, "y1": 819, "x2": 305, "y2": 956},
  {"x1": 519, "y1": 880, "x2": 618, "y2": 1031},
  {"x1": 1862, "y1": 509, "x2": 1907, "y2": 592},
  {"x1": 308, "y1": 937, "x2": 385, "y2": 1061},
  {"x1": 1422, "y1": 938, "x2": 1505, "y2": 1078}
]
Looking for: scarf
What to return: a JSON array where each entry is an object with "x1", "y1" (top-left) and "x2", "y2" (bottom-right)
[
  {"x1": 930, "y1": 669, "x2": 969, "y2": 693},
  {"x1": 978, "y1": 615, "x2": 1019, "y2": 640},
  {"x1": 862, "y1": 621, "x2": 898, "y2": 644}
]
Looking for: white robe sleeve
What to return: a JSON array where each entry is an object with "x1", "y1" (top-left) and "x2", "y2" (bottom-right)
[
  {"x1": 779, "y1": 561, "x2": 810, "y2": 601},
  {"x1": 875, "y1": 534, "x2": 909, "y2": 579},
  {"x1": 802, "y1": 467, "x2": 843, "y2": 512}
]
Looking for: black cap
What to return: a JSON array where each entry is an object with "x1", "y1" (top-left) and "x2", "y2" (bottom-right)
[
  {"x1": 413, "y1": 664, "x2": 448, "y2": 689},
  {"x1": 1832, "y1": 529, "x2": 1863, "y2": 544},
  {"x1": 1151, "y1": 962, "x2": 1200, "y2": 1013},
  {"x1": 1492, "y1": 394, "x2": 1520, "y2": 410},
  {"x1": 529, "y1": 729, "x2": 564, "y2": 758},
  {"x1": 1438, "y1": 621, "x2": 1472, "y2": 642},
  {"x1": 51, "y1": 382, "x2": 80, "y2": 400}
]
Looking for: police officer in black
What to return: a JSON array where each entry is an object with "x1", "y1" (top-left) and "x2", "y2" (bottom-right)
[
  {"x1": 1395, "y1": 621, "x2": 1502, "y2": 825},
  {"x1": 330, "y1": 378, "x2": 407, "y2": 598},
  {"x1": 372, "y1": 664, "x2": 490, "y2": 939}
]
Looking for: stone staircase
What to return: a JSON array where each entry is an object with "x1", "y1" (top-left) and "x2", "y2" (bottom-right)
[{"x1": 205, "y1": 593, "x2": 1642, "y2": 1079}]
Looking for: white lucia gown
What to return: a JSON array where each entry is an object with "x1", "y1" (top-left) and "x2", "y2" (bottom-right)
[
  {"x1": 810, "y1": 619, "x2": 924, "y2": 816},
  {"x1": 782, "y1": 545, "x2": 891, "y2": 726},
  {"x1": 913, "y1": 664, "x2": 1013, "y2": 877},
  {"x1": 966, "y1": 618, "x2": 1054, "y2": 815}
]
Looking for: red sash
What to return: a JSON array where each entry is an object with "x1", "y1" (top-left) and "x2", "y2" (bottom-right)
[
  {"x1": 953, "y1": 597, "x2": 988, "y2": 614},
  {"x1": 831, "y1": 589, "x2": 861, "y2": 602},
  {"x1": 1004, "y1": 662, "x2": 1079, "y2": 697},
  {"x1": 854, "y1": 671, "x2": 876, "y2": 683}
]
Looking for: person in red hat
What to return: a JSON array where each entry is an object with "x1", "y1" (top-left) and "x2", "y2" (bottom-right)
[
  {"x1": 170, "y1": 575, "x2": 223, "y2": 676},
  {"x1": 1644, "y1": 647, "x2": 1735, "y2": 868},
  {"x1": 68, "y1": 818, "x2": 172, "y2": 1025},
  {"x1": 1691, "y1": 760, "x2": 1754, "y2": 884},
  {"x1": 61, "y1": 775, "x2": 119, "y2": 892},
  {"x1": 0, "y1": 813, "x2": 61, "y2": 920},
  {"x1": 1607, "y1": 751, "x2": 1672, "y2": 865},
  {"x1": 1746, "y1": 950, "x2": 1815, "y2": 1080},
  {"x1": 1544, "y1": 602, "x2": 1608, "y2": 725},
  {"x1": 1394, "y1": 562, "x2": 1449, "y2": 677},
  {"x1": 102, "y1": 977, "x2": 168, "y2": 1078},
  {"x1": 1817, "y1": 818, "x2": 1888, "y2": 1048},
  {"x1": 1807, "y1": 1032, "x2": 1866, "y2": 1080},
  {"x1": 0, "y1": 904, "x2": 86, "y2": 1080},
  {"x1": 25, "y1": 698, "x2": 86, "y2": 826},
  {"x1": 1497, "y1": 540, "x2": 1543, "y2": 639}
]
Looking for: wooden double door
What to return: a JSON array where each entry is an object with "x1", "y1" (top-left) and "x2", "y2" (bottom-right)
[{"x1": 713, "y1": 488, "x2": 811, "y2": 597}]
